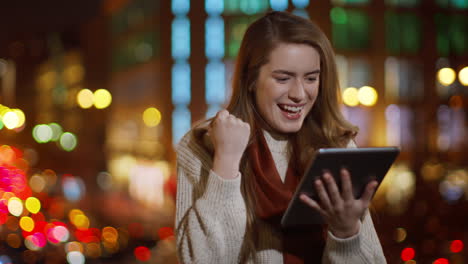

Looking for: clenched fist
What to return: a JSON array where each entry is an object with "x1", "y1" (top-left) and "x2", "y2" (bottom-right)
[{"x1": 209, "y1": 110, "x2": 250, "y2": 179}]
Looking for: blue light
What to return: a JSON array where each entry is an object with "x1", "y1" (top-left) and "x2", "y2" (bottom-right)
[
  {"x1": 206, "y1": 104, "x2": 221, "y2": 118},
  {"x1": 172, "y1": 62, "x2": 191, "y2": 105},
  {"x1": 293, "y1": 9, "x2": 309, "y2": 18},
  {"x1": 206, "y1": 17, "x2": 225, "y2": 59},
  {"x1": 172, "y1": 0, "x2": 190, "y2": 15},
  {"x1": 292, "y1": 0, "x2": 309, "y2": 8},
  {"x1": 206, "y1": 61, "x2": 226, "y2": 104},
  {"x1": 172, "y1": 18, "x2": 191, "y2": 60},
  {"x1": 205, "y1": 0, "x2": 224, "y2": 15},
  {"x1": 172, "y1": 107, "x2": 191, "y2": 145},
  {"x1": 270, "y1": 0, "x2": 288, "y2": 11}
]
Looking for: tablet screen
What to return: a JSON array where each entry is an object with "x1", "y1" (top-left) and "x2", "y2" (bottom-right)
[{"x1": 281, "y1": 147, "x2": 400, "y2": 228}]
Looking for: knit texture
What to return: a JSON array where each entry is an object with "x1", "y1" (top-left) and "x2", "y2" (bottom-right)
[{"x1": 175, "y1": 130, "x2": 387, "y2": 264}]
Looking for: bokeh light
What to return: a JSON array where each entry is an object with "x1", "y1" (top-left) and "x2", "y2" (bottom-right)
[
  {"x1": 29, "y1": 174, "x2": 46, "y2": 193},
  {"x1": 53, "y1": 225, "x2": 70, "y2": 242},
  {"x1": 459, "y1": 66, "x2": 468, "y2": 86},
  {"x1": 102, "y1": 226, "x2": 119, "y2": 243},
  {"x1": 60, "y1": 132, "x2": 78, "y2": 151},
  {"x1": 401, "y1": 247, "x2": 415, "y2": 261},
  {"x1": 76, "y1": 89, "x2": 94, "y2": 109},
  {"x1": 433, "y1": 258, "x2": 449, "y2": 264},
  {"x1": 19, "y1": 216, "x2": 35, "y2": 232},
  {"x1": 437, "y1": 67, "x2": 456, "y2": 86},
  {"x1": 143, "y1": 107, "x2": 162, "y2": 127},
  {"x1": 7, "y1": 197, "x2": 23, "y2": 217},
  {"x1": 93, "y1": 89, "x2": 112, "y2": 109},
  {"x1": 33, "y1": 124, "x2": 53, "y2": 143},
  {"x1": 342, "y1": 87, "x2": 359, "y2": 107},
  {"x1": 49, "y1": 122, "x2": 63, "y2": 141},
  {"x1": 25, "y1": 197, "x2": 41, "y2": 214},
  {"x1": 67, "y1": 251, "x2": 85, "y2": 264},
  {"x1": 65, "y1": 241, "x2": 84, "y2": 253},
  {"x1": 3, "y1": 111, "x2": 19, "y2": 129},
  {"x1": 395, "y1": 228, "x2": 407, "y2": 243},
  {"x1": 357, "y1": 86, "x2": 378, "y2": 106},
  {"x1": 134, "y1": 246, "x2": 151, "y2": 261},
  {"x1": 12, "y1": 109, "x2": 26, "y2": 128},
  {"x1": 62, "y1": 176, "x2": 85, "y2": 202},
  {"x1": 450, "y1": 240, "x2": 464, "y2": 253}
]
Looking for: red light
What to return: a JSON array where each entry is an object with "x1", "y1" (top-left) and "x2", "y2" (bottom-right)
[
  {"x1": 0, "y1": 212, "x2": 7, "y2": 225},
  {"x1": 401, "y1": 247, "x2": 415, "y2": 261},
  {"x1": 433, "y1": 258, "x2": 449, "y2": 264},
  {"x1": 158, "y1": 227, "x2": 174, "y2": 240},
  {"x1": 134, "y1": 246, "x2": 151, "y2": 261},
  {"x1": 450, "y1": 240, "x2": 464, "y2": 253}
]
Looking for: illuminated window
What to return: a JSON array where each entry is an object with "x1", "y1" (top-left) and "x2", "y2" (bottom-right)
[
  {"x1": 112, "y1": 31, "x2": 157, "y2": 72},
  {"x1": 436, "y1": 14, "x2": 468, "y2": 56},
  {"x1": 270, "y1": 0, "x2": 288, "y2": 11},
  {"x1": 385, "y1": 57, "x2": 424, "y2": 101},
  {"x1": 331, "y1": 8, "x2": 370, "y2": 51},
  {"x1": 206, "y1": 17, "x2": 225, "y2": 59},
  {"x1": 226, "y1": 17, "x2": 252, "y2": 58},
  {"x1": 385, "y1": 0, "x2": 420, "y2": 7},
  {"x1": 436, "y1": 0, "x2": 468, "y2": 9},
  {"x1": 172, "y1": 0, "x2": 191, "y2": 145},
  {"x1": 331, "y1": 0, "x2": 369, "y2": 5},
  {"x1": 224, "y1": 0, "x2": 269, "y2": 15},
  {"x1": 386, "y1": 12, "x2": 421, "y2": 54}
]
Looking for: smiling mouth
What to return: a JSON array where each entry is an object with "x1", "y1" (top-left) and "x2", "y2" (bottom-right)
[{"x1": 277, "y1": 104, "x2": 304, "y2": 114}]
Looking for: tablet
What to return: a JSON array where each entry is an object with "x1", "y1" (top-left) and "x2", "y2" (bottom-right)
[{"x1": 281, "y1": 147, "x2": 400, "y2": 228}]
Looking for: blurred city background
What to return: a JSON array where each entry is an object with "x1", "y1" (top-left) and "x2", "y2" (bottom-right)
[{"x1": 0, "y1": 0, "x2": 467, "y2": 263}]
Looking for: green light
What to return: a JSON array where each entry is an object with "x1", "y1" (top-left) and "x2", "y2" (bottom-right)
[
  {"x1": 32, "y1": 124, "x2": 53, "y2": 143},
  {"x1": 60, "y1": 132, "x2": 77, "y2": 152},
  {"x1": 331, "y1": 7, "x2": 347, "y2": 25},
  {"x1": 0, "y1": 119, "x2": 3, "y2": 130},
  {"x1": 49, "y1": 123, "x2": 63, "y2": 142}
]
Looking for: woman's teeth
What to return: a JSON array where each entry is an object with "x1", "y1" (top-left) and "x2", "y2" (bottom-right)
[{"x1": 279, "y1": 104, "x2": 303, "y2": 113}]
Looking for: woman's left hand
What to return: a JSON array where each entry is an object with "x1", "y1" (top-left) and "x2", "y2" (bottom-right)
[{"x1": 299, "y1": 168, "x2": 378, "y2": 238}]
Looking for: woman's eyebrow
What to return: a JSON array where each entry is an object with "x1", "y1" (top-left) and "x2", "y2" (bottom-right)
[{"x1": 272, "y1": 69, "x2": 321, "y2": 75}]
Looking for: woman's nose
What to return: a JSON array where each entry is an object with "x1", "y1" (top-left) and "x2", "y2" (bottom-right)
[{"x1": 288, "y1": 79, "x2": 306, "y2": 101}]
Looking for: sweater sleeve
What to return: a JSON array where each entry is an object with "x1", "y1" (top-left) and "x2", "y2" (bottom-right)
[
  {"x1": 322, "y1": 210, "x2": 386, "y2": 264},
  {"x1": 175, "y1": 133, "x2": 247, "y2": 264}
]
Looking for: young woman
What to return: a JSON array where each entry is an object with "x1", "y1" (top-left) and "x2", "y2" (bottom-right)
[{"x1": 175, "y1": 11, "x2": 386, "y2": 263}]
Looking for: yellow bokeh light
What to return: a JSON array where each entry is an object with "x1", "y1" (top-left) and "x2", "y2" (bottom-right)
[
  {"x1": 69, "y1": 209, "x2": 89, "y2": 229},
  {"x1": 12, "y1": 109, "x2": 26, "y2": 128},
  {"x1": 437, "y1": 67, "x2": 456, "y2": 86},
  {"x1": 459, "y1": 66, "x2": 468, "y2": 86},
  {"x1": 8, "y1": 197, "x2": 23, "y2": 217},
  {"x1": 102, "y1": 226, "x2": 119, "y2": 243},
  {"x1": 25, "y1": 197, "x2": 41, "y2": 214},
  {"x1": 77, "y1": 89, "x2": 94, "y2": 109},
  {"x1": 20, "y1": 216, "x2": 35, "y2": 232},
  {"x1": 358, "y1": 86, "x2": 378, "y2": 106},
  {"x1": 65, "y1": 241, "x2": 84, "y2": 253},
  {"x1": 3, "y1": 111, "x2": 19, "y2": 129},
  {"x1": 143, "y1": 107, "x2": 162, "y2": 127},
  {"x1": 93, "y1": 89, "x2": 112, "y2": 109},
  {"x1": 342, "y1": 87, "x2": 359, "y2": 107}
]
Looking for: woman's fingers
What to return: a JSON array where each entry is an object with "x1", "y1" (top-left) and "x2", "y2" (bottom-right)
[
  {"x1": 360, "y1": 180, "x2": 378, "y2": 207},
  {"x1": 322, "y1": 172, "x2": 342, "y2": 206},
  {"x1": 300, "y1": 194, "x2": 325, "y2": 215},
  {"x1": 315, "y1": 179, "x2": 332, "y2": 211},
  {"x1": 340, "y1": 168, "x2": 354, "y2": 201}
]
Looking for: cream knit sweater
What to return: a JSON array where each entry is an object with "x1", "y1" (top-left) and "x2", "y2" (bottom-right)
[{"x1": 175, "y1": 130, "x2": 387, "y2": 264}]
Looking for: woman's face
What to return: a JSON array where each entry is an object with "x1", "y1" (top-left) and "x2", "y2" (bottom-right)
[{"x1": 255, "y1": 43, "x2": 321, "y2": 134}]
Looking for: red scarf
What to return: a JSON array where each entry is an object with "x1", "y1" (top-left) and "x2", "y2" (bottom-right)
[{"x1": 247, "y1": 131, "x2": 326, "y2": 264}]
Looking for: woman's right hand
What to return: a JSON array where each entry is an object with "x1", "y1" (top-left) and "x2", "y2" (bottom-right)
[{"x1": 209, "y1": 110, "x2": 250, "y2": 179}]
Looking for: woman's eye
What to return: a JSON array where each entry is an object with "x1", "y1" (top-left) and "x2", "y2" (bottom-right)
[
  {"x1": 307, "y1": 77, "x2": 317, "y2": 82},
  {"x1": 275, "y1": 78, "x2": 289, "y2": 82}
]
